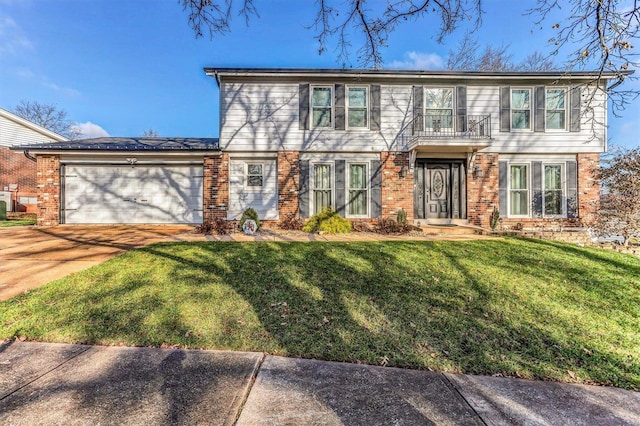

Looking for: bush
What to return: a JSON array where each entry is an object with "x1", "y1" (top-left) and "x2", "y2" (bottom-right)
[
  {"x1": 397, "y1": 208, "x2": 407, "y2": 225},
  {"x1": 194, "y1": 218, "x2": 233, "y2": 235},
  {"x1": 373, "y1": 217, "x2": 417, "y2": 235},
  {"x1": 302, "y1": 207, "x2": 351, "y2": 234},
  {"x1": 489, "y1": 207, "x2": 500, "y2": 230},
  {"x1": 350, "y1": 221, "x2": 372, "y2": 232},
  {"x1": 279, "y1": 213, "x2": 303, "y2": 231},
  {"x1": 238, "y1": 208, "x2": 261, "y2": 231}
]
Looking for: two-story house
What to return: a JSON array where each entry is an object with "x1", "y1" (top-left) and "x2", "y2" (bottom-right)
[{"x1": 18, "y1": 68, "x2": 622, "y2": 229}]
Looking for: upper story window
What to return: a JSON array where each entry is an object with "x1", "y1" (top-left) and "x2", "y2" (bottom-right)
[
  {"x1": 245, "y1": 163, "x2": 264, "y2": 188},
  {"x1": 511, "y1": 89, "x2": 531, "y2": 130},
  {"x1": 347, "y1": 86, "x2": 368, "y2": 129},
  {"x1": 312, "y1": 86, "x2": 333, "y2": 128},
  {"x1": 425, "y1": 88, "x2": 454, "y2": 130},
  {"x1": 546, "y1": 88, "x2": 567, "y2": 130}
]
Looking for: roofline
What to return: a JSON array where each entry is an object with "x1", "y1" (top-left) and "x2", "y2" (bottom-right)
[
  {"x1": 11, "y1": 149, "x2": 221, "y2": 156},
  {"x1": 204, "y1": 67, "x2": 633, "y2": 83},
  {"x1": 0, "y1": 107, "x2": 69, "y2": 142}
]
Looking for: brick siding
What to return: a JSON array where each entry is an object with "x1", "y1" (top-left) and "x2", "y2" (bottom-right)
[
  {"x1": 36, "y1": 155, "x2": 60, "y2": 226},
  {"x1": 277, "y1": 151, "x2": 300, "y2": 220},
  {"x1": 466, "y1": 153, "x2": 499, "y2": 227},
  {"x1": 204, "y1": 154, "x2": 228, "y2": 222},
  {"x1": 0, "y1": 147, "x2": 39, "y2": 212},
  {"x1": 380, "y1": 151, "x2": 413, "y2": 220}
]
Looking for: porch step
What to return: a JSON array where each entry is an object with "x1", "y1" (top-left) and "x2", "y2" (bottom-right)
[{"x1": 413, "y1": 220, "x2": 486, "y2": 236}]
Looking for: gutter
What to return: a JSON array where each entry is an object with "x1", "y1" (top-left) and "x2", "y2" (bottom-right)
[{"x1": 23, "y1": 150, "x2": 36, "y2": 162}]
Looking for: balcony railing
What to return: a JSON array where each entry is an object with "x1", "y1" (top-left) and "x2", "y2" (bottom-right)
[{"x1": 405, "y1": 114, "x2": 491, "y2": 139}]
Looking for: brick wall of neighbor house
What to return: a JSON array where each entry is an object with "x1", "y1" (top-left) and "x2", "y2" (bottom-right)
[
  {"x1": 277, "y1": 151, "x2": 300, "y2": 219},
  {"x1": 204, "y1": 154, "x2": 229, "y2": 222},
  {"x1": 36, "y1": 155, "x2": 60, "y2": 226},
  {"x1": 467, "y1": 153, "x2": 499, "y2": 227},
  {"x1": 381, "y1": 151, "x2": 414, "y2": 220},
  {"x1": 0, "y1": 147, "x2": 39, "y2": 212}
]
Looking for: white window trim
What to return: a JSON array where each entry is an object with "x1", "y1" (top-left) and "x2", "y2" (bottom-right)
[
  {"x1": 345, "y1": 85, "x2": 370, "y2": 130},
  {"x1": 310, "y1": 85, "x2": 334, "y2": 129},
  {"x1": 542, "y1": 163, "x2": 566, "y2": 218},
  {"x1": 510, "y1": 88, "x2": 532, "y2": 132},
  {"x1": 545, "y1": 87, "x2": 568, "y2": 132},
  {"x1": 424, "y1": 87, "x2": 455, "y2": 131},
  {"x1": 310, "y1": 162, "x2": 334, "y2": 214},
  {"x1": 345, "y1": 162, "x2": 370, "y2": 218},
  {"x1": 508, "y1": 163, "x2": 531, "y2": 218},
  {"x1": 244, "y1": 161, "x2": 264, "y2": 190}
]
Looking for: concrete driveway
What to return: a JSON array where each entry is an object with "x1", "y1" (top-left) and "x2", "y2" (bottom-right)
[{"x1": 0, "y1": 225, "x2": 203, "y2": 301}]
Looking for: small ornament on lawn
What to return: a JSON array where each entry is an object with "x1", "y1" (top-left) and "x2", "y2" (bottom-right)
[{"x1": 242, "y1": 219, "x2": 257, "y2": 235}]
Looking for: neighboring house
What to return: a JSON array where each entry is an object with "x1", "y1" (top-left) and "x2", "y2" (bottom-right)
[
  {"x1": 16, "y1": 68, "x2": 628, "y2": 228},
  {"x1": 0, "y1": 107, "x2": 68, "y2": 213}
]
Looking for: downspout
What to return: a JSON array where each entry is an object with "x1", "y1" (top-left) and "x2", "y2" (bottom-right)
[{"x1": 23, "y1": 150, "x2": 36, "y2": 162}]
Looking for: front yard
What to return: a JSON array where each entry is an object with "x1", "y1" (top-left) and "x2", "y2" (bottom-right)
[{"x1": 1, "y1": 238, "x2": 638, "y2": 390}]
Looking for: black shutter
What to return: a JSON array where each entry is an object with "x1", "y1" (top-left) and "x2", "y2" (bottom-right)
[
  {"x1": 500, "y1": 87, "x2": 511, "y2": 132},
  {"x1": 499, "y1": 161, "x2": 508, "y2": 216},
  {"x1": 456, "y1": 86, "x2": 467, "y2": 132},
  {"x1": 335, "y1": 160, "x2": 345, "y2": 215},
  {"x1": 412, "y1": 85, "x2": 424, "y2": 132},
  {"x1": 335, "y1": 84, "x2": 345, "y2": 130},
  {"x1": 370, "y1": 85, "x2": 381, "y2": 131},
  {"x1": 532, "y1": 161, "x2": 543, "y2": 217},
  {"x1": 299, "y1": 160, "x2": 310, "y2": 218},
  {"x1": 566, "y1": 160, "x2": 578, "y2": 217},
  {"x1": 370, "y1": 160, "x2": 382, "y2": 218},
  {"x1": 299, "y1": 84, "x2": 310, "y2": 130},
  {"x1": 570, "y1": 87, "x2": 581, "y2": 132},
  {"x1": 534, "y1": 86, "x2": 545, "y2": 132}
]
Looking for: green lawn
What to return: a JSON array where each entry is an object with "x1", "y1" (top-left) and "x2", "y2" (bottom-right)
[
  {"x1": 0, "y1": 219, "x2": 36, "y2": 227},
  {"x1": 1, "y1": 238, "x2": 639, "y2": 390}
]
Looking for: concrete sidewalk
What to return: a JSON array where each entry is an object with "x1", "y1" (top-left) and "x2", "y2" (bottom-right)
[{"x1": 1, "y1": 341, "x2": 638, "y2": 425}]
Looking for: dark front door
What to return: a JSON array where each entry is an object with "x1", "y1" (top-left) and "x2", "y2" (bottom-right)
[{"x1": 414, "y1": 161, "x2": 466, "y2": 220}]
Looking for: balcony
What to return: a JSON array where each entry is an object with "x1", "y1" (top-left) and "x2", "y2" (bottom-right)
[{"x1": 400, "y1": 114, "x2": 492, "y2": 153}]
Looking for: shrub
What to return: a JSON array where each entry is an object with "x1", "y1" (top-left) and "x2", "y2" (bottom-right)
[
  {"x1": 302, "y1": 207, "x2": 351, "y2": 234},
  {"x1": 373, "y1": 217, "x2": 417, "y2": 235},
  {"x1": 397, "y1": 208, "x2": 407, "y2": 225},
  {"x1": 350, "y1": 221, "x2": 372, "y2": 232},
  {"x1": 279, "y1": 213, "x2": 303, "y2": 231},
  {"x1": 238, "y1": 208, "x2": 261, "y2": 231},
  {"x1": 489, "y1": 207, "x2": 500, "y2": 230},
  {"x1": 194, "y1": 218, "x2": 233, "y2": 235}
]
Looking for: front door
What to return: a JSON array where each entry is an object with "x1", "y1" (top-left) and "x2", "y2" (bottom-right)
[{"x1": 414, "y1": 161, "x2": 466, "y2": 220}]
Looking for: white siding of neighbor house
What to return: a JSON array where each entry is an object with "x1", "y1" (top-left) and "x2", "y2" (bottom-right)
[
  {"x1": 0, "y1": 112, "x2": 67, "y2": 147},
  {"x1": 220, "y1": 81, "x2": 607, "y2": 154},
  {"x1": 228, "y1": 158, "x2": 278, "y2": 220}
]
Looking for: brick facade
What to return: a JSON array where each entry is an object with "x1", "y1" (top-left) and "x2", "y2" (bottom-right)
[
  {"x1": 380, "y1": 151, "x2": 414, "y2": 220},
  {"x1": 36, "y1": 155, "x2": 61, "y2": 226},
  {"x1": 203, "y1": 154, "x2": 228, "y2": 222},
  {"x1": 0, "y1": 147, "x2": 39, "y2": 212},
  {"x1": 277, "y1": 151, "x2": 300, "y2": 219},
  {"x1": 577, "y1": 153, "x2": 600, "y2": 226},
  {"x1": 466, "y1": 153, "x2": 499, "y2": 227}
]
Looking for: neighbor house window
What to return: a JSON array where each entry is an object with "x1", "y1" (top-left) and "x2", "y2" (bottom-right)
[
  {"x1": 510, "y1": 164, "x2": 529, "y2": 216},
  {"x1": 511, "y1": 89, "x2": 531, "y2": 130},
  {"x1": 544, "y1": 164, "x2": 563, "y2": 216},
  {"x1": 18, "y1": 196, "x2": 37, "y2": 205},
  {"x1": 425, "y1": 88, "x2": 454, "y2": 130},
  {"x1": 311, "y1": 86, "x2": 333, "y2": 128},
  {"x1": 245, "y1": 163, "x2": 263, "y2": 187},
  {"x1": 313, "y1": 164, "x2": 332, "y2": 213},
  {"x1": 348, "y1": 163, "x2": 368, "y2": 216},
  {"x1": 546, "y1": 88, "x2": 567, "y2": 130},
  {"x1": 347, "y1": 86, "x2": 368, "y2": 129}
]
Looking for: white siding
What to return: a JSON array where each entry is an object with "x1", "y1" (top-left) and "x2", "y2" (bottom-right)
[
  {"x1": 220, "y1": 81, "x2": 607, "y2": 155},
  {"x1": 227, "y1": 158, "x2": 278, "y2": 220},
  {"x1": 0, "y1": 113, "x2": 67, "y2": 147}
]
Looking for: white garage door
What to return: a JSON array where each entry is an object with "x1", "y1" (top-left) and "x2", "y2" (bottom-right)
[{"x1": 63, "y1": 165, "x2": 203, "y2": 224}]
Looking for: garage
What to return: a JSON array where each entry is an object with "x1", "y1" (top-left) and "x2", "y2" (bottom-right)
[
  {"x1": 63, "y1": 164, "x2": 204, "y2": 224},
  {"x1": 14, "y1": 137, "x2": 220, "y2": 225}
]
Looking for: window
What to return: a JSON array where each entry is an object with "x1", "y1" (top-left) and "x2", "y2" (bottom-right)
[
  {"x1": 348, "y1": 164, "x2": 368, "y2": 216},
  {"x1": 425, "y1": 88, "x2": 454, "y2": 130},
  {"x1": 511, "y1": 89, "x2": 531, "y2": 130},
  {"x1": 544, "y1": 164, "x2": 563, "y2": 215},
  {"x1": 347, "y1": 86, "x2": 368, "y2": 128},
  {"x1": 311, "y1": 86, "x2": 332, "y2": 128},
  {"x1": 546, "y1": 88, "x2": 566, "y2": 130},
  {"x1": 313, "y1": 164, "x2": 332, "y2": 214},
  {"x1": 509, "y1": 165, "x2": 529, "y2": 216},
  {"x1": 245, "y1": 163, "x2": 263, "y2": 187},
  {"x1": 18, "y1": 196, "x2": 37, "y2": 205}
]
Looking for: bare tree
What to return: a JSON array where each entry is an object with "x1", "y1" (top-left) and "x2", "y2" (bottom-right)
[
  {"x1": 142, "y1": 128, "x2": 160, "y2": 137},
  {"x1": 445, "y1": 33, "x2": 514, "y2": 71},
  {"x1": 593, "y1": 147, "x2": 640, "y2": 247},
  {"x1": 12, "y1": 100, "x2": 81, "y2": 140},
  {"x1": 518, "y1": 51, "x2": 558, "y2": 72}
]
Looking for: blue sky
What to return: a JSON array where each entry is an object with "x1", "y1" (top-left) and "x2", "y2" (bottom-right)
[{"x1": 0, "y1": 0, "x2": 637, "y2": 148}]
